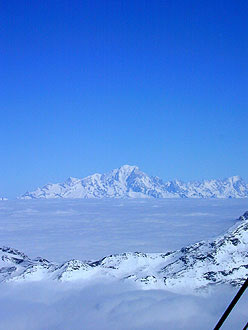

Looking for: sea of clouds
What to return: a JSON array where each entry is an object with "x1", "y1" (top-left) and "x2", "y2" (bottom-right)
[
  {"x1": 0, "y1": 198, "x2": 248, "y2": 329},
  {"x1": 0, "y1": 282, "x2": 247, "y2": 330}
]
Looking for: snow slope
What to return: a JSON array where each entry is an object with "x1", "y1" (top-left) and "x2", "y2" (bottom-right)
[
  {"x1": 1, "y1": 211, "x2": 247, "y2": 292},
  {"x1": 20, "y1": 165, "x2": 248, "y2": 199}
]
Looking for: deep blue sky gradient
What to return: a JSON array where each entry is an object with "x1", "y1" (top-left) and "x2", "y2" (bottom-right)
[{"x1": 1, "y1": 0, "x2": 247, "y2": 197}]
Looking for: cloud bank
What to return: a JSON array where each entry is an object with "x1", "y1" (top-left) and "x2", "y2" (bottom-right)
[{"x1": 0, "y1": 282, "x2": 247, "y2": 330}]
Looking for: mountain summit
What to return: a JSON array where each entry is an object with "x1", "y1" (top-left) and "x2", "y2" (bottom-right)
[{"x1": 20, "y1": 165, "x2": 248, "y2": 199}]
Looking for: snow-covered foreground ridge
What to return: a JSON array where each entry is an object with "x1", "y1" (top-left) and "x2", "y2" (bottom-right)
[
  {"x1": 1, "y1": 211, "x2": 248, "y2": 292},
  {"x1": 20, "y1": 165, "x2": 248, "y2": 199}
]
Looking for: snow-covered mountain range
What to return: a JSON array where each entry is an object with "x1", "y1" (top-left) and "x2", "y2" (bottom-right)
[
  {"x1": 1, "y1": 211, "x2": 247, "y2": 292},
  {"x1": 20, "y1": 165, "x2": 248, "y2": 199}
]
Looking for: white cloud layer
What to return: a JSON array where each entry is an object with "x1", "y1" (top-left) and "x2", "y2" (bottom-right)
[
  {"x1": 0, "y1": 282, "x2": 247, "y2": 330},
  {"x1": 0, "y1": 198, "x2": 247, "y2": 261},
  {"x1": 0, "y1": 199, "x2": 247, "y2": 329}
]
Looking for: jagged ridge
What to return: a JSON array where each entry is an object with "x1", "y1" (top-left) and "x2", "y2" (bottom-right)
[
  {"x1": 20, "y1": 165, "x2": 248, "y2": 199},
  {"x1": 1, "y1": 212, "x2": 248, "y2": 292}
]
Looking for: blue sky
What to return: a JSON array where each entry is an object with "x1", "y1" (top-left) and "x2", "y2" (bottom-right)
[{"x1": 1, "y1": 0, "x2": 247, "y2": 197}]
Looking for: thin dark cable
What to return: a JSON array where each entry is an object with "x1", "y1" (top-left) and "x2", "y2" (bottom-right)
[
  {"x1": 214, "y1": 278, "x2": 248, "y2": 330},
  {"x1": 243, "y1": 321, "x2": 248, "y2": 330}
]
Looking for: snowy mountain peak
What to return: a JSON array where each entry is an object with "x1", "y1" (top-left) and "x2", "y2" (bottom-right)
[
  {"x1": 227, "y1": 175, "x2": 243, "y2": 184},
  {"x1": 118, "y1": 164, "x2": 139, "y2": 172},
  {"x1": 108, "y1": 165, "x2": 140, "y2": 182},
  {"x1": 239, "y1": 211, "x2": 248, "y2": 221},
  {"x1": 229, "y1": 175, "x2": 242, "y2": 181},
  {"x1": 65, "y1": 177, "x2": 81, "y2": 185},
  {"x1": 19, "y1": 166, "x2": 248, "y2": 199}
]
